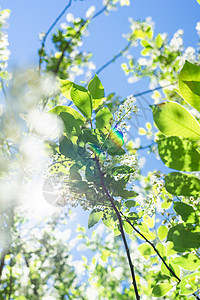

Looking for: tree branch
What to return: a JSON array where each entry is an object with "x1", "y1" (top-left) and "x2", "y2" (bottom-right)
[
  {"x1": 39, "y1": 0, "x2": 73, "y2": 71},
  {"x1": 120, "y1": 212, "x2": 200, "y2": 300},
  {"x1": 94, "y1": 157, "x2": 140, "y2": 300},
  {"x1": 54, "y1": 5, "x2": 107, "y2": 76}
]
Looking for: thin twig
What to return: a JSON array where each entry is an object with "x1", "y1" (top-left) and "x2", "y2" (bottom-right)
[
  {"x1": 96, "y1": 41, "x2": 131, "y2": 76},
  {"x1": 120, "y1": 212, "x2": 180, "y2": 282},
  {"x1": 94, "y1": 157, "x2": 140, "y2": 300},
  {"x1": 120, "y1": 212, "x2": 200, "y2": 300},
  {"x1": 39, "y1": 0, "x2": 73, "y2": 71},
  {"x1": 54, "y1": 5, "x2": 107, "y2": 75}
]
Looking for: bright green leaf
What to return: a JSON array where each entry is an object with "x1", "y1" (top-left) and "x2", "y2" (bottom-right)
[
  {"x1": 180, "y1": 272, "x2": 200, "y2": 295},
  {"x1": 60, "y1": 80, "x2": 73, "y2": 100},
  {"x1": 88, "y1": 74, "x2": 104, "y2": 99},
  {"x1": 150, "y1": 101, "x2": 200, "y2": 140},
  {"x1": 138, "y1": 243, "x2": 155, "y2": 257},
  {"x1": 172, "y1": 253, "x2": 200, "y2": 271},
  {"x1": 155, "y1": 33, "x2": 163, "y2": 48},
  {"x1": 152, "y1": 283, "x2": 173, "y2": 297},
  {"x1": 165, "y1": 172, "x2": 200, "y2": 197},
  {"x1": 161, "y1": 261, "x2": 180, "y2": 279},
  {"x1": 157, "y1": 136, "x2": 200, "y2": 171},
  {"x1": 70, "y1": 83, "x2": 92, "y2": 119},
  {"x1": 95, "y1": 107, "x2": 112, "y2": 130},
  {"x1": 158, "y1": 225, "x2": 168, "y2": 241},
  {"x1": 49, "y1": 105, "x2": 86, "y2": 125},
  {"x1": 179, "y1": 60, "x2": 200, "y2": 111},
  {"x1": 88, "y1": 209, "x2": 103, "y2": 229}
]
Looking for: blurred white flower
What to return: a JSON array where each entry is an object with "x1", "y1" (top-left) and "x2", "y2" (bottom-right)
[
  {"x1": 28, "y1": 109, "x2": 63, "y2": 139},
  {"x1": 66, "y1": 13, "x2": 74, "y2": 23},
  {"x1": 86, "y1": 6, "x2": 96, "y2": 19}
]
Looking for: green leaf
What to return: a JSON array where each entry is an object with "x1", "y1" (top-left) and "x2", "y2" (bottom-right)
[
  {"x1": 197, "y1": 0, "x2": 200, "y2": 3},
  {"x1": 70, "y1": 83, "x2": 92, "y2": 119},
  {"x1": 88, "y1": 209, "x2": 103, "y2": 229},
  {"x1": 95, "y1": 107, "x2": 112, "y2": 130},
  {"x1": 180, "y1": 272, "x2": 200, "y2": 295},
  {"x1": 88, "y1": 74, "x2": 104, "y2": 99},
  {"x1": 179, "y1": 60, "x2": 200, "y2": 111},
  {"x1": 112, "y1": 166, "x2": 135, "y2": 175},
  {"x1": 60, "y1": 80, "x2": 73, "y2": 100},
  {"x1": 172, "y1": 253, "x2": 200, "y2": 271},
  {"x1": 123, "y1": 200, "x2": 137, "y2": 208},
  {"x1": 155, "y1": 33, "x2": 163, "y2": 48},
  {"x1": 152, "y1": 283, "x2": 173, "y2": 297},
  {"x1": 158, "y1": 225, "x2": 168, "y2": 241},
  {"x1": 166, "y1": 172, "x2": 200, "y2": 197},
  {"x1": 49, "y1": 105, "x2": 86, "y2": 125},
  {"x1": 161, "y1": 261, "x2": 180, "y2": 279},
  {"x1": 157, "y1": 136, "x2": 200, "y2": 171},
  {"x1": 82, "y1": 129, "x2": 100, "y2": 146},
  {"x1": 107, "y1": 146, "x2": 125, "y2": 156},
  {"x1": 59, "y1": 136, "x2": 76, "y2": 159},
  {"x1": 173, "y1": 202, "x2": 199, "y2": 223},
  {"x1": 123, "y1": 221, "x2": 133, "y2": 234},
  {"x1": 118, "y1": 189, "x2": 138, "y2": 199},
  {"x1": 60, "y1": 112, "x2": 82, "y2": 136},
  {"x1": 69, "y1": 165, "x2": 82, "y2": 181},
  {"x1": 167, "y1": 224, "x2": 200, "y2": 251},
  {"x1": 138, "y1": 243, "x2": 155, "y2": 258},
  {"x1": 150, "y1": 101, "x2": 200, "y2": 140}
]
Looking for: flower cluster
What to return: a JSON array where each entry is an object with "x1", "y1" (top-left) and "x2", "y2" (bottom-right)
[
  {"x1": 114, "y1": 95, "x2": 138, "y2": 136},
  {"x1": 0, "y1": 8, "x2": 11, "y2": 82}
]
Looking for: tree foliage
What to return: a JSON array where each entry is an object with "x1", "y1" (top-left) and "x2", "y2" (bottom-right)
[{"x1": 0, "y1": 1, "x2": 200, "y2": 299}]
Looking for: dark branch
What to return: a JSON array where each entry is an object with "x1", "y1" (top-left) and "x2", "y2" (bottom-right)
[
  {"x1": 94, "y1": 157, "x2": 140, "y2": 300},
  {"x1": 120, "y1": 212, "x2": 200, "y2": 300},
  {"x1": 39, "y1": 0, "x2": 73, "y2": 71}
]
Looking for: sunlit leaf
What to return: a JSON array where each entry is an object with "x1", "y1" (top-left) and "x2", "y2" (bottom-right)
[
  {"x1": 161, "y1": 261, "x2": 180, "y2": 279},
  {"x1": 157, "y1": 136, "x2": 200, "y2": 171},
  {"x1": 88, "y1": 209, "x2": 103, "y2": 229},
  {"x1": 150, "y1": 101, "x2": 200, "y2": 140},
  {"x1": 70, "y1": 83, "x2": 92, "y2": 119},
  {"x1": 49, "y1": 105, "x2": 86, "y2": 125},
  {"x1": 152, "y1": 283, "x2": 173, "y2": 297},
  {"x1": 143, "y1": 215, "x2": 155, "y2": 228},
  {"x1": 88, "y1": 74, "x2": 104, "y2": 99},
  {"x1": 167, "y1": 224, "x2": 200, "y2": 252},
  {"x1": 172, "y1": 253, "x2": 200, "y2": 271},
  {"x1": 155, "y1": 33, "x2": 163, "y2": 48},
  {"x1": 173, "y1": 201, "x2": 199, "y2": 223},
  {"x1": 158, "y1": 225, "x2": 168, "y2": 241},
  {"x1": 179, "y1": 60, "x2": 200, "y2": 111},
  {"x1": 60, "y1": 79, "x2": 73, "y2": 100},
  {"x1": 180, "y1": 272, "x2": 200, "y2": 295},
  {"x1": 166, "y1": 172, "x2": 200, "y2": 197},
  {"x1": 138, "y1": 243, "x2": 155, "y2": 258},
  {"x1": 95, "y1": 107, "x2": 112, "y2": 130}
]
